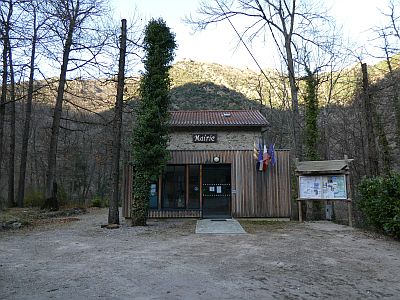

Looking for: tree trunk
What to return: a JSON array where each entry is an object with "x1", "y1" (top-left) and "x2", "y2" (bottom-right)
[
  {"x1": 392, "y1": 85, "x2": 400, "y2": 150},
  {"x1": 372, "y1": 109, "x2": 391, "y2": 175},
  {"x1": 17, "y1": 10, "x2": 38, "y2": 207},
  {"x1": 279, "y1": 0, "x2": 301, "y2": 159},
  {"x1": 361, "y1": 63, "x2": 379, "y2": 177},
  {"x1": 285, "y1": 42, "x2": 301, "y2": 158},
  {"x1": 7, "y1": 38, "x2": 16, "y2": 207},
  {"x1": 0, "y1": 32, "x2": 8, "y2": 182},
  {"x1": 109, "y1": 19, "x2": 127, "y2": 225},
  {"x1": 385, "y1": 56, "x2": 400, "y2": 162},
  {"x1": 45, "y1": 20, "x2": 75, "y2": 206}
]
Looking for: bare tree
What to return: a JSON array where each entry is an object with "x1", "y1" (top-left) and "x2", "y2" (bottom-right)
[
  {"x1": 42, "y1": 0, "x2": 110, "y2": 208},
  {"x1": 6, "y1": 17, "x2": 16, "y2": 207},
  {"x1": 0, "y1": 0, "x2": 20, "y2": 207},
  {"x1": 0, "y1": 0, "x2": 12, "y2": 185},
  {"x1": 372, "y1": 0, "x2": 400, "y2": 149},
  {"x1": 187, "y1": 0, "x2": 334, "y2": 158},
  {"x1": 16, "y1": 0, "x2": 48, "y2": 207}
]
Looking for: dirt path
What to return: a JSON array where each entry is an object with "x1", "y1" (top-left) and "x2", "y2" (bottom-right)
[{"x1": 1, "y1": 209, "x2": 399, "y2": 299}]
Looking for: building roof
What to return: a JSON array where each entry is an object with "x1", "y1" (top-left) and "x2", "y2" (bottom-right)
[
  {"x1": 296, "y1": 159, "x2": 353, "y2": 174},
  {"x1": 169, "y1": 110, "x2": 269, "y2": 127}
]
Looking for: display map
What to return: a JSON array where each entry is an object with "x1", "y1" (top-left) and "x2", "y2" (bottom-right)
[{"x1": 299, "y1": 175, "x2": 347, "y2": 200}]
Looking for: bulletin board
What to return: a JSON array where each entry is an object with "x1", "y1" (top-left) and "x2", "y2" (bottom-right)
[
  {"x1": 295, "y1": 156, "x2": 353, "y2": 226},
  {"x1": 299, "y1": 175, "x2": 347, "y2": 200}
]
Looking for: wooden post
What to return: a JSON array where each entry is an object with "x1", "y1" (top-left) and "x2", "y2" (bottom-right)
[
  {"x1": 109, "y1": 19, "x2": 127, "y2": 225},
  {"x1": 296, "y1": 171, "x2": 303, "y2": 222},
  {"x1": 347, "y1": 200, "x2": 353, "y2": 227},
  {"x1": 344, "y1": 156, "x2": 353, "y2": 227},
  {"x1": 298, "y1": 200, "x2": 303, "y2": 222}
]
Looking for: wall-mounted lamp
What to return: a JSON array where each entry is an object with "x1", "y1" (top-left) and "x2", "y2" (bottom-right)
[{"x1": 213, "y1": 156, "x2": 220, "y2": 163}]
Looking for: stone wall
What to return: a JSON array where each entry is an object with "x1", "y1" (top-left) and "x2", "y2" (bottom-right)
[{"x1": 168, "y1": 128, "x2": 262, "y2": 151}]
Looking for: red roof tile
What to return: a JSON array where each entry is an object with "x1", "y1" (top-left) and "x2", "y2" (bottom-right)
[{"x1": 169, "y1": 110, "x2": 269, "y2": 127}]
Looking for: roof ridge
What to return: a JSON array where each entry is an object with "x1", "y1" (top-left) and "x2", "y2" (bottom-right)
[
  {"x1": 169, "y1": 110, "x2": 269, "y2": 127},
  {"x1": 169, "y1": 109, "x2": 258, "y2": 112}
]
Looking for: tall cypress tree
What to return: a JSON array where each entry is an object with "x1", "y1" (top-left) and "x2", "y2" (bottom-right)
[
  {"x1": 304, "y1": 67, "x2": 322, "y2": 220},
  {"x1": 304, "y1": 67, "x2": 320, "y2": 161},
  {"x1": 131, "y1": 18, "x2": 176, "y2": 226}
]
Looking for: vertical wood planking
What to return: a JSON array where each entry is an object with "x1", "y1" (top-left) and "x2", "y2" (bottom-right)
[
  {"x1": 185, "y1": 165, "x2": 189, "y2": 209},
  {"x1": 122, "y1": 150, "x2": 292, "y2": 218},
  {"x1": 121, "y1": 163, "x2": 133, "y2": 218},
  {"x1": 199, "y1": 164, "x2": 203, "y2": 213}
]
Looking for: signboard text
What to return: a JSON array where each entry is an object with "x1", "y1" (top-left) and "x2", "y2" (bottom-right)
[{"x1": 192, "y1": 133, "x2": 217, "y2": 143}]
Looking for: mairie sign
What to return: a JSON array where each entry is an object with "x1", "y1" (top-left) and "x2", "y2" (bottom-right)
[{"x1": 192, "y1": 133, "x2": 217, "y2": 143}]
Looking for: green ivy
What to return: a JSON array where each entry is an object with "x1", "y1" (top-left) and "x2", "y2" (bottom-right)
[
  {"x1": 304, "y1": 68, "x2": 319, "y2": 161},
  {"x1": 358, "y1": 173, "x2": 400, "y2": 238},
  {"x1": 130, "y1": 18, "x2": 176, "y2": 226}
]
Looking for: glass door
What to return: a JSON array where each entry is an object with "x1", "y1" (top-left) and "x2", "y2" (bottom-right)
[{"x1": 202, "y1": 164, "x2": 231, "y2": 219}]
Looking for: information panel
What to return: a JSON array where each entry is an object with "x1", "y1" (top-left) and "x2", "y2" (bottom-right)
[{"x1": 299, "y1": 175, "x2": 347, "y2": 200}]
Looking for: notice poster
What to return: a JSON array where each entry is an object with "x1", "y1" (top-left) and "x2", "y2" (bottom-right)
[
  {"x1": 150, "y1": 184, "x2": 157, "y2": 196},
  {"x1": 299, "y1": 175, "x2": 347, "y2": 200},
  {"x1": 299, "y1": 176, "x2": 322, "y2": 199},
  {"x1": 324, "y1": 175, "x2": 346, "y2": 199}
]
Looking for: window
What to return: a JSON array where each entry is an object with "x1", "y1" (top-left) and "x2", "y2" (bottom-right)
[
  {"x1": 149, "y1": 182, "x2": 158, "y2": 209},
  {"x1": 161, "y1": 164, "x2": 201, "y2": 210},
  {"x1": 188, "y1": 165, "x2": 200, "y2": 209},
  {"x1": 162, "y1": 165, "x2": 186, "y2": 209}
]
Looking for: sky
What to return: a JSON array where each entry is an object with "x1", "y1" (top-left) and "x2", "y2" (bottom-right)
[{"x1": 111, "y1": 0, "x2": 389, "y2": 71}]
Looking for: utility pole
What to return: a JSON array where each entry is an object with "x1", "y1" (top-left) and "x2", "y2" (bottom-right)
[{"x1": 109, "y1": 19, "x2": 127, "y2": 225}]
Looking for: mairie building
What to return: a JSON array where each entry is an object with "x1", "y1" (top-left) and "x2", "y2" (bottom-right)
[{"x1": 122, "y1": 110, "x2": 291, "y2": 219}]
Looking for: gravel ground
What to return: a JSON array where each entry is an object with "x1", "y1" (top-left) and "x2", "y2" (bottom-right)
[{"x1": 1, "y1": 208, "x2": 400, "y2": 300}]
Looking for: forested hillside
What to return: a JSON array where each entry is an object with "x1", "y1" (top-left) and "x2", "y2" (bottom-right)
[{"x1": 1, "y1": 57, "x2": 399, "y2": 209}]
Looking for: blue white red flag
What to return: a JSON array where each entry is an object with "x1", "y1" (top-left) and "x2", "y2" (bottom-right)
[
  {"x1": 253, "y1": 142, "x2": 259, "y2": 160},
  {"x1": 263, "y1": 144, "x2": 270, "y2": 171},
  {"x1": 268, "y1": 144, "x2": 276, "y2": 166},
  {"x1": 258, "y1": 143, "x2": 263, "y2": 171}
]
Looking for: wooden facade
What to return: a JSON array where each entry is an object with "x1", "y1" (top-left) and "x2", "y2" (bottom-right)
[{"x1": 122, "y1": 149, "x2": 292, "y2": 219}]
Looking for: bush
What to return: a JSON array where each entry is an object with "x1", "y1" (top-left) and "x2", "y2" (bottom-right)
[
  {"x1": 57, "y1": 185, "x2": 69, "y2": 207},
  {"x1": 24, "y1": 190, "x2": 45, "y2": 207},
  {"x1": 91, "y1": 196, "x2": 108, "y2": 208},
  {"x1": 358, "y1": 173, "x2": 400, "y2": 238}
]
